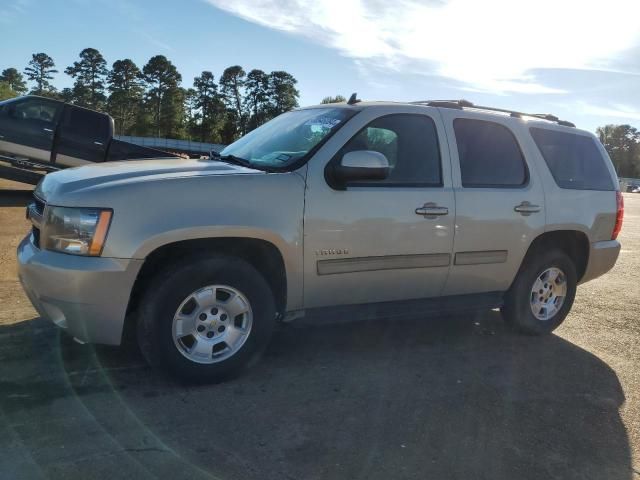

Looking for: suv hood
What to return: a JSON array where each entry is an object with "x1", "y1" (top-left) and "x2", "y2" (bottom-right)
[{"x1": 36, "y1": 158, "x2": 263, "y2": 200}]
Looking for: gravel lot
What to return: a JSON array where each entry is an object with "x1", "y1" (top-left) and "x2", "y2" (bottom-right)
[{"x1": 0, "y1": 178, "x2": 639, "y2": 480}]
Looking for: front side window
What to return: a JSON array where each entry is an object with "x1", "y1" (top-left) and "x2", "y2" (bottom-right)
[
  {"x1": 8, "y1": 98, "x2": 60, "y2": 125},
  {"x1": 454, "y1": 118, "x2": 527, "y2": 187},
  {"x1": 220, "y1": 107, "x2": 357, "y2": 170},
  {"x1": 530, "y1": 127, "x2": 614, "y2": 191},
  {"x1": 337, "y1": 114, "x2": 442, "y2": 186}
]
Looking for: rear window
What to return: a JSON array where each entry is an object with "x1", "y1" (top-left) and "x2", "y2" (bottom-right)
[
  {"x1": 529, "y1": 128, "x2": 614, "y2": 191},
  {"x1": 454, "y1": 118, "x2": 527, "y2": 187},
  {"x1": 63, "y1": 107, "x2": 110, "y2": 141}
]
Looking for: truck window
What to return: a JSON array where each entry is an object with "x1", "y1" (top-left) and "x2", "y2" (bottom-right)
[
  {"x1": 63, "y1": 107, "x2": 110, "y2": 142},
  {"x1": 454, "y1": 118, "x2": 527, "y2": 188},
  {"x1": 530, "y1": 127, "x2": 614, "y2": 191},
  {"x1": 8, "y1": 98, "x2": 60, "y2": 126},
  {"x1": 339, "y1": 114, "x2": 442, "y2": 187}
]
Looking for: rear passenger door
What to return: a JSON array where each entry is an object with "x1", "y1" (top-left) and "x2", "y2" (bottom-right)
[
  {"x1": 439, "y1": 109, "x2": 546, "y2": 295},
  {"x1": 53, "y1": 106, "x2": 112, "y2": 166}
]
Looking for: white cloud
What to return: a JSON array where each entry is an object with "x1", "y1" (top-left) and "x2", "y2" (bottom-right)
[
  {"x1": 578, "y1": 102, "x2": 640, "y2": 121},
  {"x1": 206, "y1": 0, "x2": 640, "y2": 94}
]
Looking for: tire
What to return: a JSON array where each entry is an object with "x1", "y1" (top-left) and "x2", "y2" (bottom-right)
[
  {"x1": 502, "y1": 248, "x2": 577, "y2": 335},
  {"x1": 137, "y1": 254, "x2": 276, "y2": 383}
]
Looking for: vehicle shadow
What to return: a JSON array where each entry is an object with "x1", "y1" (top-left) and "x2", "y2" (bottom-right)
[
  {"x1": 0, "y1": 312, "x2": 632, "y2": 480},
  {"x1": 0, "y1": 189, "x2": 33, "y2": 207}
]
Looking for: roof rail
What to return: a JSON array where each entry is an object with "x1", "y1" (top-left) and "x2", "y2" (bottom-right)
[{"x1": 410, "y1": 99, "x2": 575, "y2": 128}]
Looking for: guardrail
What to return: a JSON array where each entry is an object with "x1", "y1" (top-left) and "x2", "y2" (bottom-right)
[{"x1": 115, "y1": 136, "x2": 226, "y2": 155}]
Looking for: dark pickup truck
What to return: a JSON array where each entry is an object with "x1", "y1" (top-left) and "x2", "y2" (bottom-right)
[{"x1": 0, "y1": 95, "x2": 177, "y2": 184}]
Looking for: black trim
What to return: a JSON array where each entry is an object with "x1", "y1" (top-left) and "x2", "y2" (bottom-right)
[
  {"x1": 325, "y1": 113, "x2": 444, "y2": 191},
  {"x1": 453, "y1": 117, "x2": 530, "y2": 189},
  {"x1": 303, "y1": 291, "x2": 505, "y2": 321}
]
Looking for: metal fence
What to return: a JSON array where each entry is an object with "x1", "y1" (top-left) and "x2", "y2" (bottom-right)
[{"x1": 115, "y1": 136, "x2": 226, "y2": 155}]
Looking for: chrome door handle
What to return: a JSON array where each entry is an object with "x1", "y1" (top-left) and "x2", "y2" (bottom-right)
[
  {"x1": 43, "y1": 128, "x2": 53, "y2": 133},
  {"x1": 415, "y1": 202, "x2": 449, "y2": 217},
  {"x1": 514, "y1": 201, "x2": 541, "y2": 215},
  {"x1": 94, "y1": 141, "x2": 103, "y2": 146}
]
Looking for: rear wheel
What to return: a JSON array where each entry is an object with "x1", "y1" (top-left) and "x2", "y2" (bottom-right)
[
  {"x1": 502, "y1": 249, "x2": 577, "y2": 335},
  {"x1": 137, "y1": 254, "x2": 276, "y2": 382}
]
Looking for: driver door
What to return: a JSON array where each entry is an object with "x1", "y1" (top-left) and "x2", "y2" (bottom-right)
[{"x1": 302, "y1": 107, "x2": 455, "y2": 308}]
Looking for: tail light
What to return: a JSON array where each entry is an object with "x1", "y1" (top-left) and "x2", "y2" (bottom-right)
[{"x1": 612, "y1": 191, "x2": 624, "y2": 240}]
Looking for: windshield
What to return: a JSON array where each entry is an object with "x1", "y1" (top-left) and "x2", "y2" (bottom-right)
[{"x1": 219, "y1": 107, "x2": 356, "y2": 169}]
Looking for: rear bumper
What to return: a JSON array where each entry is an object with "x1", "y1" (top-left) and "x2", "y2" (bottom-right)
[
  {"x1": 17, "y1": 235, "x2": 143, "y2": 345},
  {"x1": 580, "y1": 240, "x2": 621, "y2": 284}
]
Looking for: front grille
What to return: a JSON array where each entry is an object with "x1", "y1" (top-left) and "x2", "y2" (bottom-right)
[
  {"x1": 33, "y1": 195, "x2": 45, "y2": 216},
  {"x1": 32, "y1": 226, "x2": 41, "y2": 249},
  {"x1": 31, "y1": 194, "x2": 45, "y2": 249}
]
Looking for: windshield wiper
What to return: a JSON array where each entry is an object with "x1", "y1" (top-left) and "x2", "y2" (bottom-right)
[{"x1": 211, "y1": 152, "x2": 252, "y2": 168}]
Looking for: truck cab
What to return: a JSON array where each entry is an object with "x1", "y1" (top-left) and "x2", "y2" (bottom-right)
[{"x1": 0, "y1": 95, "x2": 112, "y2": 168}]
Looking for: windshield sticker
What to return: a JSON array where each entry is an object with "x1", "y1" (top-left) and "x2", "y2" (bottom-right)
[{"x1": 304, "y1": 117, "x2": 342, "y2": 128}]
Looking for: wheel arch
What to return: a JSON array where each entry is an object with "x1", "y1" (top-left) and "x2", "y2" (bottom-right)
[
  {"x1": 517, "y1": 229, "x2": 590, "y2": 284},
  {"x1": 125, "y1": 237, "x2": 288, "y2": 331}
]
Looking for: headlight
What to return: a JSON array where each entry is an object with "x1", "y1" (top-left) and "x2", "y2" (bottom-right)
[{"x1": 43, "y1": 207, "x2": 112, "y2": 256}]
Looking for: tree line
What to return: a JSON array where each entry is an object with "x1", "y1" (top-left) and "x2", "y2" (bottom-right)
[
  {"x1": 596, "y1": 125, "x2": 640, "y2": 179},
  {"x1": 0, "y1": 48, "x2": 301, "y2": 144}
]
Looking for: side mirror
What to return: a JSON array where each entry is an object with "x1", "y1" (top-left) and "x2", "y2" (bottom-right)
[{"x1": 330, "y1": 150, "x2": 389, "y2": 189}]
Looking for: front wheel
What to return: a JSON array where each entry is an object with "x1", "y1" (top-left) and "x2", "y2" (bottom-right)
[
  {"x1": 137, "y1": 254, "x2": 276, "y2": 382},
  {"x1": 502, "y1": 249, "x2": 577, "y2": 335}
]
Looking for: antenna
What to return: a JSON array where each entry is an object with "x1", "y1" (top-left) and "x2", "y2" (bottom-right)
[{"x1": 347, "y1": 93, "x2": 360, "y2": 105}]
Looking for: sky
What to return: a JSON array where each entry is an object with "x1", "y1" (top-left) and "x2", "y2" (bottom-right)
[{"x1": 2, "y1": 0, "x2": 640, "y2": 132}]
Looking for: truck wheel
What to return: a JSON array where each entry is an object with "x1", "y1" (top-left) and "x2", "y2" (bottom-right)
[
  {"x1": 137, "y1": 254, "x2": 276, "y2": 382},
  {"x1": 502, "y1": 249, "x2": 577, "y2": 335}
]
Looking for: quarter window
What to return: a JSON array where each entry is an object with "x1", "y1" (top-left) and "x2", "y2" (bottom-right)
[
  {"x1": 529, "y1": 127, "x2": 614, "y2": 191},
  {"x1": 454, "y1": 118, "x2": 527, "y2": 187},
  {"x1": 337, "y1": 114, "x2": 442, "y2": 186}
]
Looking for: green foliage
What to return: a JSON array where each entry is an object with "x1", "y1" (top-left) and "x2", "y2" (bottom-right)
[
  {"x1": 0, "y1": 82, "x2": 18, "y2": 101},
  {"x1": 0, "y1": 68, "x2": 27, "y2": 94},
  {"x1": 220, "y1": 66, "x2": 246, "y2": 136},
  {"x1": 65, "y1": 48, "x2": 108, "y2": 109},
  {"x1": 24, "y1": 53, "x2": 58, "y2": 95},
  {"x1": 321, "y1": 95, "x2": 346, "y2": 104},
  {"x1": 268, "y1": 71, "x2": 299, "y2": 116},
  {"x1": 192, "y1": 71, "x2": 225, "y2": 142},
  {"x1": 7, "y1": 51, "x2": 301, "y2": 143},
  {"x1": 107, "y1": 59, "x2": 144, "y2": 135},
  {"x1": 244, "y1": 69, "x2": 270, "y2": 131},
  {"x1": 597, "y1": 124, "x2": 640, "y2": 178},
  {"x1": 142, "y1": 55, "x2": 182, "y2": 137}
]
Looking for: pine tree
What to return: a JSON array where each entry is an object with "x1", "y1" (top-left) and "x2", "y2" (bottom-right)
[
  {"x1": 24, "y1": 53, "x2": 58, "y2": 95},
  {"x1": 0, "y1": 68, "x2": 27, "y2": 94},
  {"x1": 65, "y1": 48, "x2": 108, "y2": 108}
]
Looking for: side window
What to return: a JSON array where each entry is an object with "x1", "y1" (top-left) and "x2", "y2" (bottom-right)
[
  {"x1": 63, "y1": 108, "x2": 110, "y2": 141},
  {"x1": 8, "y1": 99, "x2": 60, "y2": 125},
  {"x1": 454, "y1": 118, "x2": 527, "y2": 187},
  {"x1": 337, "y1": 114, "x2": 442, "y2": 186},
  {"x1": 529, "y1": 127, "x2": 614, "y2": 191}
]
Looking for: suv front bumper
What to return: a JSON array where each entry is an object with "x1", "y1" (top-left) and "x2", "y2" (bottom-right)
[{"x1": 17, "y1": 235, "x2": 143, "y2": 345}]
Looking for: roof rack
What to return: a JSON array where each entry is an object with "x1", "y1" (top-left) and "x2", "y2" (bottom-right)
[{"x1": 410, "y1": 99, "x2": 575, "y2": 128}]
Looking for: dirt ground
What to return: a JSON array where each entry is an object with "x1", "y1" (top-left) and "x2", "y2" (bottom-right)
[{"x1": 0, "y1": 177, "x2": 639, "y2": 479}]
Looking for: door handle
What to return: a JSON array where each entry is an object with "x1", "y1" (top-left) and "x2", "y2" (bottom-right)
[
  {"x1": 94, "y1": 141, "x2": 103, "y2": 146},
  {"x1": 43, "y1": 128, "x2": 53, "y2": 133},
  {"x1": 415, "y1": 202, "x2": 449, "y2": 217},
  {"x1": 514, "y1": 201, "x2": 541, "y2": 215}
]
